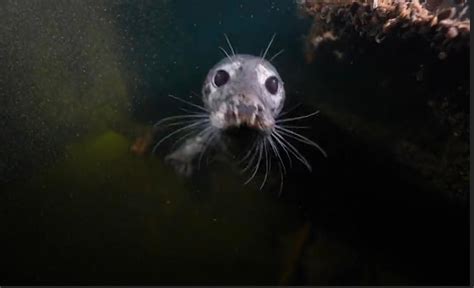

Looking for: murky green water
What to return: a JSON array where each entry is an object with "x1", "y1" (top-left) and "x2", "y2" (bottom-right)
[{"x1": 0, "y1": 0, "x2": 469, "y2": 285}]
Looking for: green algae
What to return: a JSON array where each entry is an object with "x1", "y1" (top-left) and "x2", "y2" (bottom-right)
[
  {"x1": 26, "y1": 3, "x2": 132, "y2": 136},
  {"x1": 0, "y1": 0, "x2": 157, "y2": 184},
  {"x1": 2, "y1": 129, "x2": 300, "y2": 283}
]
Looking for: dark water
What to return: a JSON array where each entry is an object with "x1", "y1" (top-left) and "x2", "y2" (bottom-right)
[{"x1": 0, "y1": 0, "x2": 469, "y2": 285}]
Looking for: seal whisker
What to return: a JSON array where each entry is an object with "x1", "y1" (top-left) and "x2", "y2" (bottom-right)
[
  {"x1": 219, "y1": 46, "x2": 233, "y2": 63},
  {"x1": 224, "y1": 33, "x2": 236, "y2": 56},
  {"x1": 276, "y1": 110, "x2": 320, "y2": 123},
  {"x1": 224, "y1": 33, "x2": 235, "y2": 56},
  {"x1": 168, "y1": 94, "x2": 208, "y2": 112},
  {"x1": 169, "y1": 129, "x2": 200, "y2": 152},
  {"x1": 269, "y1": 49, "x2": 285, "y2": 62},
  {"x1": 190, "y1": 91, "x2": 202, "y2": 98},
  {"x1": 275, "y1": 126, "x2": 327, "y2": 158},
  {"x1": 271, "y1": 132, "x2": 293, "y2": 168},
  {"x1": 241, "y1": 141, "x2": 260, "y2": 173},
  {"x1": 154, "y1": 114, "x2": 208, "y2": 122},
  {"x1": 268, "y1": 136, "x2": 287, "y2": 175},
  {"x1": 152, "y1": 120, "x2": 208, "y2": 155},
  {"x1": 279, "y1": 124, "x2": 311, "y2": 130},
  {"x1": 241, "y1": 137, "x2": 261, "y2": 172},
  {"x1": 164, "y1": 119, "x2": 209, "y2": 128},
  {"x1": 170, "y1": 124, "x2": 212, "y2": 151},
  {"x1": 269, "y1": 133, "x2": 287, "y2": 194},
  {"x1": 261, "y1": 33, "x2": 277, "y2": 61},
  {"x1": 278, "y1": 103, "x2": 303, "y2": 118},
  {"x1": 153, "y1": 114, "x2": 208, "y2": 128},
  {"x1": 244, "y1": 141, "x2": 264, "y2": 185},
  {"x1": 275, "y1": 126, "x2": 313, "y2": 144},
  {"x1": 259, "y1": 139, "x2": 271, "y2": 190},
  {"x1": 273, "y1": 131, "x2": 312, "y2": 171},
  {"x1": 237, "y1": 140, "x2": 258, "y2": 164},
  {"x1": 179, "y1": 107, "x2": 209, "y2": 115}
]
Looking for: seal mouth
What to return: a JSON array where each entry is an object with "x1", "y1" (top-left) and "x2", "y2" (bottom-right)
[
  {"x1": 221, "y1": 100, "x2": 275, "y2": 133},
  {"x1": 209, "y1": 93, "x2": 275, "y2": 135}
]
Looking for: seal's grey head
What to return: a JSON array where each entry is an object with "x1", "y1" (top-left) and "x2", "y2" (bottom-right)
[
  {"x1": 201, "y1": 54, "x2": 285, "y2": 134},
  {"x1": 156, "y1": 45, "x2": 326, "y2": 188}
]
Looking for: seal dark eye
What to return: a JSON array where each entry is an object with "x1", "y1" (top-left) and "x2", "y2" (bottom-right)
[
  {"x1": 265, "y1": 76, "x2": 279, "y2": 95},
  {"x1": 214, "y1": 70, "x2": 229, "y2": 87}
]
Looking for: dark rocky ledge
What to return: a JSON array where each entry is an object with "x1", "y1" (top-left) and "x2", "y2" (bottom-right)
[{"x1": 295, "y1": 0, "x2": 469, "y2": 202}]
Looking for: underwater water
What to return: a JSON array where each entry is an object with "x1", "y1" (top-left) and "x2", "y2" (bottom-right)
[{"x1": 0, "y1": 0, "x2": 469, "y2": 285}]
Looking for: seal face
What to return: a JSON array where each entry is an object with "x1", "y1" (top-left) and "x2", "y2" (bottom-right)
[{"x1": 202, "y1": 54, "x2": 285, "y2": 135}]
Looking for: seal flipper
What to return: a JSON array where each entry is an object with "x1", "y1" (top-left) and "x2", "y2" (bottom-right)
[
  {"x1": 164, "y1": 135, "x2": 208, "y2": 177},
  {"x1": 165, "y1": 150, "x2": 194, "y2": 177}
]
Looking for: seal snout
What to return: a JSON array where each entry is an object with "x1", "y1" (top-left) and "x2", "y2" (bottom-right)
[
  {"x1": 236, "y1": 102, "x2": 257, "y2": 118},
  {"x1": 233, "y1": 102, "x2": 259, "y2": 129},
  {"x1": 221, "y1": 93, "x2": 274, "y2": 133},
  {"x1": 235, "y1": 102, "x2": 259, "y2": 126}
]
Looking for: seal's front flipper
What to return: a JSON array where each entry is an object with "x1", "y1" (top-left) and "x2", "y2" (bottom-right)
[
  {"x1": 164, "y1": 135, "x2": 207, "y2": 177},
  {"x1": 165, "y1": 151, "x2": 194, "y2": 177}
]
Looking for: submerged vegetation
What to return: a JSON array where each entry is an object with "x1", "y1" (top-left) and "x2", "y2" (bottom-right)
[{"x1": 2, "y1": 129, "x2": 302, "y2": 283}]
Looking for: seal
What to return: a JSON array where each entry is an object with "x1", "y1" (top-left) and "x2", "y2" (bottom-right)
[{"x1": 152, "y1": 35, "x2": 327, "y2": 189}]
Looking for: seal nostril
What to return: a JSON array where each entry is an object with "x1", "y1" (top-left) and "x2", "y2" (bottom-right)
[
  {"x1": 257, "y1": 105, "x2": 264, "y2": 113},
  {"x1": 237, "y1": 103, "x2": 256, "y2": 117}
]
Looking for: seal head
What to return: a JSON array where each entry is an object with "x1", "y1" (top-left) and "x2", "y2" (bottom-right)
[
  {"x1": 155, "y1": 52, "x2": 325, "y2": 185},
  {"x1": 201, "y1": 54, "x2": 285, "y2": 135}
]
